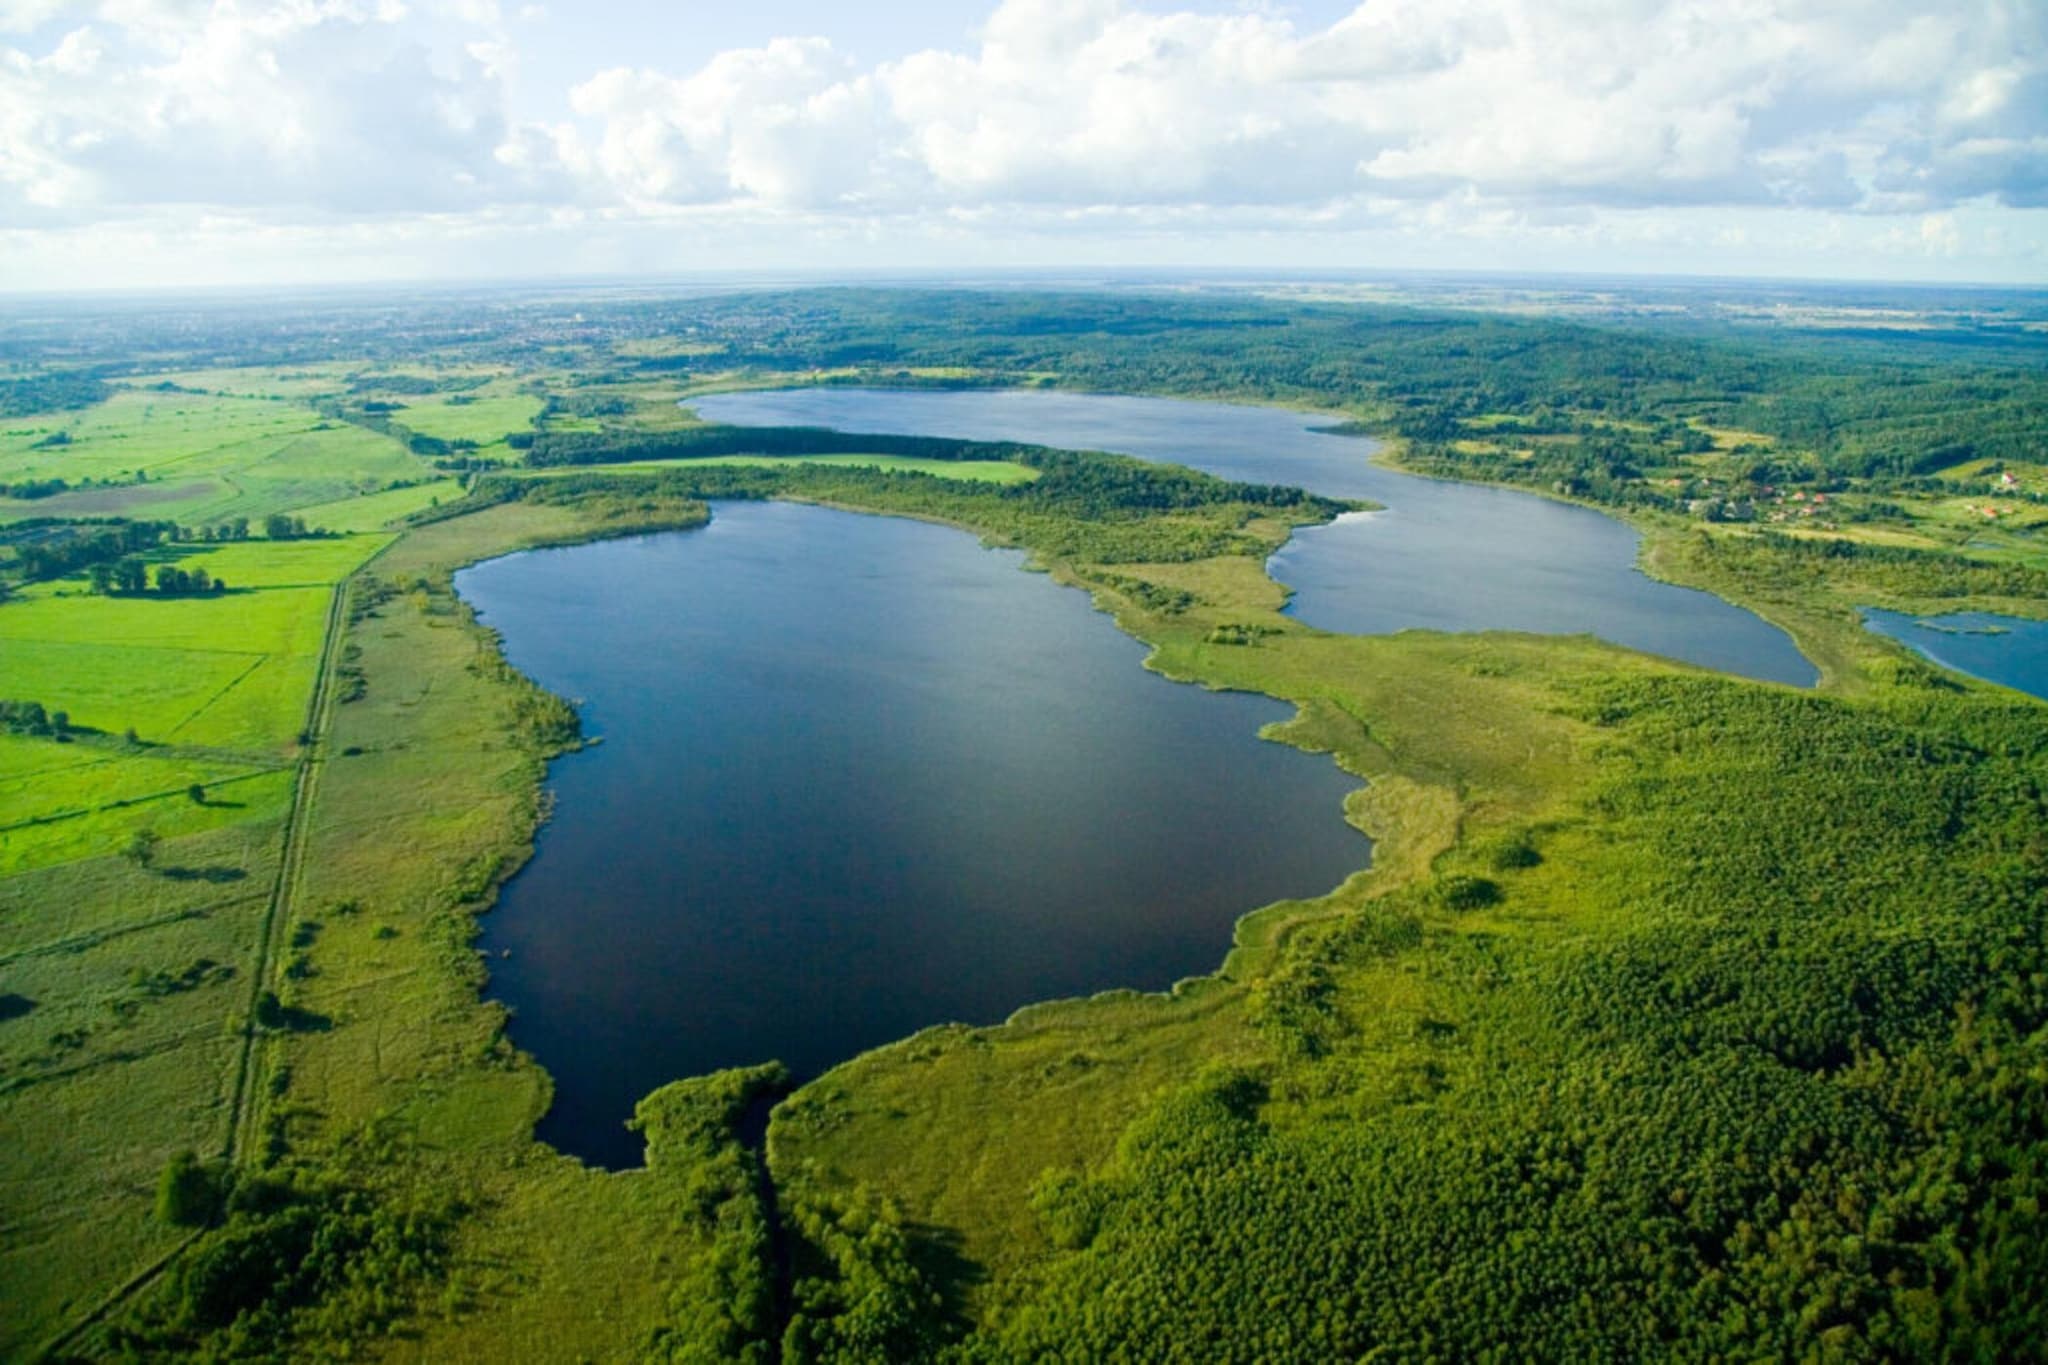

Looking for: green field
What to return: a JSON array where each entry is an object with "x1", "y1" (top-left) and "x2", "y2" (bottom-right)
[
  {"x1": 140, "y1": 365, "x2": 355, "y2": 401},
  {"x1": 386, "y1": 391, "x2": 543, "y2": 448},
  {"x1": 0, "y1": 532, "x2": 384, "y2": 881},
  {"x1": 287, "y1": 479, "x2": 466, "y2": 533},
  {"x1": 0, "y1": 390, "x2": 431, "y2": 529}
]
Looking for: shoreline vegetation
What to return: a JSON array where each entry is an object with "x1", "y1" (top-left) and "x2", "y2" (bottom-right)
[{"x1": 2, "y1": 288, "x2": 2044, "y2": 1359}]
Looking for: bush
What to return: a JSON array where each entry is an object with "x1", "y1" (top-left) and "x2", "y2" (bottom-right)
[
  {"x1": 1432, "y1": 873, "x2": 1502, "y2": 911},
  {"x1": 156, "y1": 1151, "x2": 219, "y2": 1227}
]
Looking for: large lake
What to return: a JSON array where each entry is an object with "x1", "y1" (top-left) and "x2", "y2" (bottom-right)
[
  {"x1": 458, "y1": 502, "x2": 1368, "y2": 1168},
  {"x1": 695, "y1": 389, "x2": 1817, "y2": 686}
]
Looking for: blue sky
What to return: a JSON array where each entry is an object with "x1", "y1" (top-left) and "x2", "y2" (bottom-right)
[{"x1": 0, "y1": 0, "x2": 2042, "y2": 290}]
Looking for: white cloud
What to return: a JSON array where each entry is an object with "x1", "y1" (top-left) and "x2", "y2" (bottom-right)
[
  {"x1": 0, "y1": 0, "x2": 2043, "y2": 283},
  {"x1": 564, "y1": 38, "x2": 897, "y2": 208},
  {"x1": 534, "y1": 0, "x2": 2048, "y2": 220},
  {"x1": 0, "y1": 0, "x2": 529, "y2": 220}
]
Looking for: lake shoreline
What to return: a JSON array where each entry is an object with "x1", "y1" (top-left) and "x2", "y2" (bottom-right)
[{"x1": 455, "y1": 497, "x2": 1375, "y2": 1168}]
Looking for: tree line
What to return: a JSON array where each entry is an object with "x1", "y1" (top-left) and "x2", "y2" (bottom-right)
[{"x1": 4, "y1": 513, "x2": 330, "y2": 589}]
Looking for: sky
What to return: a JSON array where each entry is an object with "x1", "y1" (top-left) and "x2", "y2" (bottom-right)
[{"x1": 0, "y1": 0, "x2": 2044, "y2": 291}]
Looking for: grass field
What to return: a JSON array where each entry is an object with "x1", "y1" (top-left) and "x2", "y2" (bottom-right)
[
  {"x1": 0, "y1": 533, "x2": 385, "y2": 881},
  {"x1": 288, "y1": 479, "x2": 467, "y2": 533},
  {"x1": 0, "y1": 807, "x2": 290, "y2": 1359},
  {"x1": 387, "y1": 391, "x2": 543, "y2": 448},
  {"x1": 138, "y1": 365, "x2": 355, "y2": 401},
  {"x1": 0, "y1": 390, "x2": 432, "y2": 529},
  {"x1": 0, "y1": 502, "x2": 382, "y2": 1352}
]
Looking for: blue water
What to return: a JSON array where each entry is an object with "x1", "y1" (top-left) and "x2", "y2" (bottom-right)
[
  {"x1": 693, "y1": 388, "x2": 1818, "y2": 686},
  {"x1": 458, "y1": 502, "x2": 1368, "y2": 1168},
  {"x1": 1861, "y1": 609, "x2": 2048, "y2": 701}
]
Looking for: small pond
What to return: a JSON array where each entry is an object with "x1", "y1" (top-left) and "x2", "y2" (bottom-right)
[{"x1": 1861, "y1": 608, "x2": 2048, "y2": 702}]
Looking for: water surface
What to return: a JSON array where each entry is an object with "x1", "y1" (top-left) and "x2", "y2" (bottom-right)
[
  {"x1": 694, "y1": 389, "x2": 1817, "y2": 686},
  {"x1": 458, "y1": 502, "x2": 1366, "y2": 1168},
  {"x1": 1861, "y1": 609, "x2": 2048, "y2": 701}
]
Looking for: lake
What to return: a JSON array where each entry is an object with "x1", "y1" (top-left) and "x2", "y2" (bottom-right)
[
  {"x1": 1861, "y1": 608, "x2": 2048, "y2": 702},
  {"x1": 694, "y1": 388, "x2": 1817, "y2": 686},
  {"x1": 457, "y1": 501, "x2": 1368, "y2": 1168}
]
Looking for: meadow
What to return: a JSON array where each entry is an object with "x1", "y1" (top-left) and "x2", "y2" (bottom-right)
[
  {"x1": 0, "y1": 530, "x2": 378, "y2": 1354},
  {"x1": 0, "y1": 533, "x2": 389, "y2": 868},
  {"x1": 383, "y1": 391, "x2": 544, "y2": 449},
  {"x1": 0, "y1": 388, "x2": 433, "y2": 530}
]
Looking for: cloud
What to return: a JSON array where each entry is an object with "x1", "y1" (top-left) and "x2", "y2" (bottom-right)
[
  {"x1": 527, "y1": 0, "x2": 2048, "y2": 221},
  {"x1": 564, "y1": 38, "x2": 897, "y2": 208},
  {"x1": 0, "y1": 0, "x2": 2042, "y2": 283},
  {"x1": 1, "y1": 0, "x2": 529, "y2": 220}
]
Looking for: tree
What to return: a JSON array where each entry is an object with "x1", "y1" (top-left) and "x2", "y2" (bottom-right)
[
  {"x1": 187, "y1": 784, "x2": 206, "y2": 805},
  {"x1": 253, "y1": 990, "x2": 287, "y2": 1030},
  {"x1": 155, "y1": 1151, "x2": 218, "y2": 1227},
  {"x1": 124, "y1": 827, "x2": 160, "y2": 869}
]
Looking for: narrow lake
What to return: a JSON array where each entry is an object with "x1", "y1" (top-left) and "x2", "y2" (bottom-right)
[
  {"x1": 457, "y1": 502, "x2": 1368, "y2": 1169},
  {"x1": 1861, "y1": 609, "x2": 2048, "y2": 702},
  {"x1": 694, "y1": 389, "x2": 1818, "y2": 686}
]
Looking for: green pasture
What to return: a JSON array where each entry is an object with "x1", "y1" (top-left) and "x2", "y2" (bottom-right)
[
  {"x1": 0, "y1": 735, "x2": 273, "y2": 827},
  {"x1": 0, "y1": 586, "x2": 330, "y2": 743},
  {"x1": 0, "y1": 759, "x2": 290, "y2": 874},
  {"x1": 288, "y1": 479, "x2": 465, "y2": 533},
  {"x1": 129, "y1": 365, "x2": 354, "y2": 401},
  {"x1": 0, "y1": 391, "x2": 307, "y2": 481},
  {"x1": 0, "y1": 816, "x2": 286, "y2": 1359},
  {"x1": 0, "y1": 391, "x2": 431, "y2": 528},
  {"x1": 0, "y1": 532, "x2": 377, "y2": 873},
  {"x1": 389, "y1": 391, "x2": 543, "y2": 447},
  {"x1": 173, "y1": 533, "x2": 391, "y2": 588},
  {"x1": 225, "y1": 425, "x2": 428, "y2": 514}
]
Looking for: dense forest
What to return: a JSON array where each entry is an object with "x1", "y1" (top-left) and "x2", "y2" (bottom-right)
[
  {"x1": 966, "y1": 678, "x2": 2048, "y2": 1360},
  {"x1": 0, "y1": 372, "x2": 110, "y2": 419}
]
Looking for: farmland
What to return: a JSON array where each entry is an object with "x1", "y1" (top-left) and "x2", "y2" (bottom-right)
[{"x1": 0, "y1": 388, "x2": 433, "y2": 530}]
